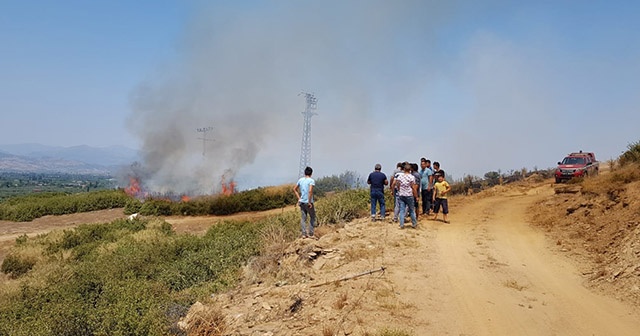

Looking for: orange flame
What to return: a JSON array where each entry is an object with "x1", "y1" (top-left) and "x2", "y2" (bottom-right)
[
  {"x1": 181, "y1": 195, "x2": 190, "y2": 202},
  {"x1": 125, "y1": 177, "x2": 141, "y2": 197},
  {"x1": 221, "y1": 177, "x2": 236, "y2": 196}
]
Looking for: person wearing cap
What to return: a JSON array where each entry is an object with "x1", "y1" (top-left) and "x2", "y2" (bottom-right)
[
  {"x1": 431, "y1": 172, "x2": 451, "y2": 223},
  {"x1": 367, "y1": 163, "x2": 388, "y2": 221},
  {"x1": 391, "y1": 163, "x2": 418, "y2": 229}
]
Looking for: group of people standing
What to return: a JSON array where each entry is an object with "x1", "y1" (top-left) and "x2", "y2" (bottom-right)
[
  {"x1": 293, "y1": 160, "x2": 452, "y2": 239},
  {"x1": 367, "y1": 158, "x2": 451, "y2": 229}
]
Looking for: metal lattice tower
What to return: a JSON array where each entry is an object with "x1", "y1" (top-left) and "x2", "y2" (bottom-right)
[
  {"x1": 298, "y1": 92, "x2": 317, "y2": 177},
  {"x1": 196, "y1": 126, "x2": 214, "y2": 156}
]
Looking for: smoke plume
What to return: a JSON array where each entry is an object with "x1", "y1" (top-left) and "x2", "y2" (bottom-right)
[{"x1": 127, "y1": 1, "x2": 462, "y2": 192}]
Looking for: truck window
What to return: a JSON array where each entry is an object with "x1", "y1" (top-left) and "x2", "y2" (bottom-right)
[{"x1": 562, "y1": 157, "x2": 585, "y2": 165}]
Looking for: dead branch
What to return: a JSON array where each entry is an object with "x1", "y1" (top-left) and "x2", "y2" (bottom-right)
[{"x1": 310, "y1": 266, "x2": 386, "y2": 288}]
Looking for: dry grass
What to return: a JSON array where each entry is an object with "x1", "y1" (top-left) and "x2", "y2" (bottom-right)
[
  {"x1": 333, "y1": 292, "x2": 349, "y2": 310},
  {"x1": 185, "y1": 305, "x2": 227, "y2": 336},
  {"x1": 263, "y1": 184, "x2": 295, "y2": 196},
  {"x1": 322, "y1": 324, "x2": 337, "y2": 336},
  {"x1": 244, "y1": 223, "x2": 292, "y2": 284},
  {"x1": 314, "y1": 224, "x2": 334, "y2": 238},
  {"x1": 363, "y1": 327, "x2": 414, "y2": 336},
  {"x1": 343, "y1": 243, "x2": 383, "y2": 263}
]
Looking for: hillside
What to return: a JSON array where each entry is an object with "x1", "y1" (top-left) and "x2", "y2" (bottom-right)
[
  {"x1": 176, "y1": 171, "x2": 640, "y2": 335},
  {"x1": 0, "y1": 143, "x2": 138, "y2": 174},
  {"x1": 1, "y1": 169, "x2": 639, "y2": 335}
]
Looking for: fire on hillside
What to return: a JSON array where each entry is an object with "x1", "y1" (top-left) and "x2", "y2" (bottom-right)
[{"x1": 124, "y1": 174, "x2": 236, "y2": 201}]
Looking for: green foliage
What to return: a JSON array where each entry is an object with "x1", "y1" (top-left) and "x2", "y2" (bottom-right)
[
  {"x1": 375, "y1": 328, "x2": 414, "y2": 336},
  {"x1": 15, "y1": 234, "x2": 28, "y2": 246},
  {"x1": 483, "y1": 171, "x2": 501, "y2": 185},
  {"x1": 0, "y1": 190, "x2": 130, "y2": 222},
  {"x1": 0, "y1": 217, "x2": 264, "y2": 335},
  {"x1": 0, "y1": 187, "x2": 370, "y2": 335},
  {"x1": 139, "y1": 199, "x2": 174, "y2": 216},
  {"x1": 314, "y1": 170, "x2": 361, "y2": 196},
  {"x1": 619, "y1": 140, "x2": 640, "y2": 166},
  {"x1": 0, "y1": 172, "x2": 117, "y2": 202},
  {"x1": 316, "y1": 188, "x2": 370, "y2": 225},
  {"x1": 0, "y1": 254, "x2": 36, "y2": 278},
  {"x1": 124, "y1": 198, "x2": 142, "y2": 214},
  {"x1": 1, "y1": 183, "x2": 297, "y2": 221},
  {"x1": 134, "y1": 186, "x2": 298, "y2": 217},
  {"x1": 46, "y1": 219, "x2": 147, "y2": 258}
]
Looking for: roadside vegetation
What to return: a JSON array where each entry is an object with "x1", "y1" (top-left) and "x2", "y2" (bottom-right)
[
  {"x1": 0, "y1": 188, "x2": 370, "y2": 335},
  {"x1": 0, "y1": 190, "x2": 130, "y2": 222}
]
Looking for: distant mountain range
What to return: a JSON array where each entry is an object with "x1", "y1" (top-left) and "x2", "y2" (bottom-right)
[{"x1": 0, "y1": 144, "x2": 140, "y2": 175}]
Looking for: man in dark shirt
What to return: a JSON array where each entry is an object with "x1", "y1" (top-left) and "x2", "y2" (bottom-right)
[{"x1": 367, "y1": 163, "x2": 388, "y2": 221}]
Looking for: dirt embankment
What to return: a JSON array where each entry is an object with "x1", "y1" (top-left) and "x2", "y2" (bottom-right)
[{"x1": 181, "y1": 177, "x2": 640, "y2": 335}]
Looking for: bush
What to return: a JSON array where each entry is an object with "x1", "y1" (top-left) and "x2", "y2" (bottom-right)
[
  {"x1": 0, "y1": 216, "x2": 265, "y2": 335},
  {"x1": 1, "y1": 253, "x2": 36, "y2": 278},
  {"x1": 0, "y1": 190, "x2": 130, "y2": 222},
  {"x1": 0, "y1": 188, "x2": 369, "y2": 335},
  {"x1": 314, "y1": 170, "x2": 361, "y2": 196},
  {"x1": 316, "y1": 188, "x2": 369, "y2": 225},
  {"x1": 619, "y1": 140, "x2": 640, "y2": 166}
]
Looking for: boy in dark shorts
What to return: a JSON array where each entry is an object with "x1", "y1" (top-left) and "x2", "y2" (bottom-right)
[{"x1": 431, "y1": 172, "x2": 451, "y2": 223}]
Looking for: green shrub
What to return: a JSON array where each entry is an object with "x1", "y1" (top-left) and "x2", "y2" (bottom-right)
[
  {"x1": 0, "y1": 190, "x2": 130, "y2": 222},
  {"x1": 316, "y1": 188, "x2": 369, "y2": 225},
  {"x1": 139, "y1": 199, "x2": 174, "y2": 216},
  {"x1": 15, "y1": 234, "x2": 28, "y2": 246},
  {"x1": 0, "y1": 187, "x2": 369, "y2": 334},
  {"x1": 124, "y1": 198, "x2": 143, "y2": 215},
  {"x1": 1, "y1": 253, "x2": 36, "y2": 278},
  {"x1": 0, "y1": 216, "x2": 267, "y2": 334},
  {"x1": 376, "y1": 328, "x2": 414, "y2": 336},
  {"x1": 619, "y1": 140, "x2": 640, "y2": 166}
]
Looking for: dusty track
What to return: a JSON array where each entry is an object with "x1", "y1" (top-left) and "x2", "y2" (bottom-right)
[{"x1": 386, "y1": 184, "x2": 640, "y2": 335}]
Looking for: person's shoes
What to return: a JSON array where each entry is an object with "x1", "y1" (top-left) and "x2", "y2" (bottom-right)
[
  {"x1": 371, "y1": 216, "x2": 376, "y2": 222},
  {"x1": 444, "y1": 220, "x2": 450, "y2": 224},
  {"x1": 399, "y1": 226, "x2": 404, "y2": 230}
]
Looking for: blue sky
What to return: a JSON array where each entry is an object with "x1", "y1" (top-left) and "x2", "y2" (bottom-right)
[{"x1": 1, "y1": 1, "x2": 639, "y2": 191}]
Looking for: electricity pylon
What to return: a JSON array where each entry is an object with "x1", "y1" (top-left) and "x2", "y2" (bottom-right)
[{"x1": 298, "y1": 92, "x2": 317, "y2": 177}]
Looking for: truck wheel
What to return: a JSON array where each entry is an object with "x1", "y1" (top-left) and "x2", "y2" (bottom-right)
[{"x1": 555, "y1": 178, "x2": 561, "y2": 183}]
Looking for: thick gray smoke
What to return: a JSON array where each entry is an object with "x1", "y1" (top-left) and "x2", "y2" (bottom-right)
[
  {"x1": 127, "y1": 1, "x2": 462, "y2": 193},
  {"x1": 128, "y1": 1, "x2": 638, "y2": 190}
]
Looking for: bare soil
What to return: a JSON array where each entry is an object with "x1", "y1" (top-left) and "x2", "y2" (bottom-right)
[{"x1": 2, "y1": 173, "x2": 639, "y2": 335}]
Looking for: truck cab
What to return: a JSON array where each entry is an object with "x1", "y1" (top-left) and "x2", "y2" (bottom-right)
[{"x1": 555, "y1": 151, "x2": 599, "y2": 183}]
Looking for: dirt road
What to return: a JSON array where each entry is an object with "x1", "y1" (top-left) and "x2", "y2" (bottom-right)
[{"x1": 385, "y1": 184, "x2": 640, "y2": 335}]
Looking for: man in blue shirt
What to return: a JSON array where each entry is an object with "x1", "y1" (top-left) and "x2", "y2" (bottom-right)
[
  {"x1": 420, "y1": 158, "x2": 434, "y2": 216},
  {"x1": 367, "y1": 163, "x2": 388, "y2": 221},
  {"x1": 293, "y1": 166, "x2": 316, "y2": 238}
]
